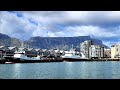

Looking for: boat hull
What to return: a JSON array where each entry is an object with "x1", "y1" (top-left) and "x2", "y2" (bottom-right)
[
  {"x1": 4, "y1": 57, "x2": 42, "y2": 63},
  {"x1": 4, "y1": 57, "x2": 63, "y2": 63}
]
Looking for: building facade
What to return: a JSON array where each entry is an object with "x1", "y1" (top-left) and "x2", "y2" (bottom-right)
[
  {"x1": 104, "y1": 48, "x2": 111, "y2": 58},
  {"x1": 80, "y1": 40, "x2": 92, "y2": 58},
  {"x1": 111, "y1": 44, "x2": 120, "y2": 58},
  {"x1": 89, "y1": 45, "x2": 104, "y2": 59}
]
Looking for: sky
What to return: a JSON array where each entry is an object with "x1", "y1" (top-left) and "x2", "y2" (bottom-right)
[{"x1": 0, "y1": 11, "x2": 120, "y2": 47}]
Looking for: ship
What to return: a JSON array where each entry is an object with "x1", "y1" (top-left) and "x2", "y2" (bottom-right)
[
  {"x1": 61, "y1": 45, "x2": 90, "y2": 62},
  {"x1": 4, "y1": 50, "x2": 42, "y2": 63}
]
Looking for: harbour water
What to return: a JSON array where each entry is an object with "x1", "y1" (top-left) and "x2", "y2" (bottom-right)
[{"x1": 0, "y1": 61, "x2": 120, "y2": 79}]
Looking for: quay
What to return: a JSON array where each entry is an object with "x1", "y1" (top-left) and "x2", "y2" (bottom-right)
[
  {"x1": 1, "y1": 58, "x2": 120, "y2": 64},
  {"x1": 0, "y1": 57, "x2": 64, "y2": 64},
  {"x1": 63, "y1": 58, "x2": 120, "y2": 62}
]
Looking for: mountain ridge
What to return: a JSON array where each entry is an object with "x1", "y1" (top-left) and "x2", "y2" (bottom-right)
[{"x1": 0, "y1": 33, "x2": 109, "y2": 49}]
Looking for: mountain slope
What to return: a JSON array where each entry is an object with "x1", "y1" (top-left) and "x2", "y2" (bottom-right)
[
  {"x1": 0, "y1": 33, "x2": 109, "y2": 49},
  {"x1": 24, "y1": 36, "x2": 108, "y2": 49}
]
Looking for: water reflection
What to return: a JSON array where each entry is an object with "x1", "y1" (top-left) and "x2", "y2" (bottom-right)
[{"x1": 13, "y1": 64, "x2": 21, "y2": 78}]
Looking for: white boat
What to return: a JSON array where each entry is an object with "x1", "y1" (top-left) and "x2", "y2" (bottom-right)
[
  {"x1": 13, "y1": 50, "x2": 41, "y2": 61},
  {"x1": 61, "y1": 46, "x2": 89, "y2": 61},
  {"x1": 5, "y1": 62, "x2": 14, "y2": 64},
  {"x1": 4, "y1": 50, "x2": 42, "y2": 63}
]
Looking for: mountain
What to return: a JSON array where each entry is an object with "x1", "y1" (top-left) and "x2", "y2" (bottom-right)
[
  {"x1": 0, "y1": 33, "x2": 109, "y2": 49},
  {"x1": 0, "y1": 33, "x2": 11, "y2": 46},
  {"x1": 0, "y1": 33, "x2": 22, "y2": 47},
  {"x1": 24, "y1": 36, "x2": 109, "y2": 49},
  {"x1": 10, "y1": 38, "x2": 22, "y2": 47}
]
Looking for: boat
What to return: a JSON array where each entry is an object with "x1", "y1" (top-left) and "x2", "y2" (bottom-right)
[
  {"x1": 61, "y1": 46, "x2": 89, "y2": 62},
  {"x1": 4, "y1": 50, "x2": 42, "y2": 63},
  {"x1": 5, "y1": 62, "x2": 14, "y2": 64}
]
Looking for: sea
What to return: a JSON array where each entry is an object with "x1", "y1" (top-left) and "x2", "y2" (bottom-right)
[{"x1": 0, "y1": 61, "x2": 120, "y2": 79}]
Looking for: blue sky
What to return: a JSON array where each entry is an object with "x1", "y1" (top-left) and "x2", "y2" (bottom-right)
[{"x1": 0, "y1": 11, "x2": 120, "y2": 47}]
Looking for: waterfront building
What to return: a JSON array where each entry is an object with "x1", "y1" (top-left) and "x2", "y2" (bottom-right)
[
  {"x1": 26, "y1": 48, "x2": 37, "y2": 57},
  {"x1": 5, "y1": 46, "x2": 19, "y2": 56},
  {"x1": 0, "y1": 45, "x2": 10, "y2": 51},
  {"x1": 80, "y1": 40, "x2": 92, "y2": 58},
  {"x1": 104, "y1": 48, "x2": 111, "y2": 58},
  {"x1": 35, "y1": 48, "x2": 43, "y2": 55},
  {"x1": 18, "y1": 47, "x2": 28, "y2": 51},
  {"x1": 42, "y1": 49, "x2": 50, "y2": 57},
  {"x1": 0, "y1": 45, "x2": 10, "y2": 57},
  {"x1": 8, "y1": 46, "x2": 18, "y2": 52},
  {"x1": 111, "y1": 44, "x2": 120, "y2": 58},
  {"x1": 89, "y1": 45, "x2": 104, "y2": 59}
]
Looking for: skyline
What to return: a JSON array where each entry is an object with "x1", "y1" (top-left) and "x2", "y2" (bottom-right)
[{"x1": 0, "y1": 11, "x2": 120, "y2": 47}]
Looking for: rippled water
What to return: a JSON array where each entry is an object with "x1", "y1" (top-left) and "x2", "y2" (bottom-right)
[{"x1": 0, "y1": 61, "x2": 120, "y2": 79}]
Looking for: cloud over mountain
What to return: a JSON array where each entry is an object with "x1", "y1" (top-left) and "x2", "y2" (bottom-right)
[{"x1": 0, "y1": 11, "x2": 120, "y2": 47}]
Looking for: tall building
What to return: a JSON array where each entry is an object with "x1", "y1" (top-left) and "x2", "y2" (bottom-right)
[
  {"x1": 89, "y1": 45, "x2": 104, "y2": 59},
  {"x1": 80, "y1": 40, "x2": 92, "y2": 58},
  {"x1": 111, "y1": 44, "x2": 120, "y2": 58}
]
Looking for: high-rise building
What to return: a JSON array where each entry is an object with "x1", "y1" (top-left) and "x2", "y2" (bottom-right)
[{"x1": 80, "y1": 40, "x2": 92, "y2": 58}]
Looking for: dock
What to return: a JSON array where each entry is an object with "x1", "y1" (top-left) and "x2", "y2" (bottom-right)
[{"x1": 1, "y1": 57, "x2": 120, "y2": 64}]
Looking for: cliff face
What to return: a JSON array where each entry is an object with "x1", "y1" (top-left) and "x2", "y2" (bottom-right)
[
  {"x1": 24, "y1": 36, "x2": 107, "y2": 49},
  {"x1": 0, "y1": 33, "x2": 22, "y2": 47},
  {"x1": 10, "y1": 38, "x2": 22, "y2": 47},
  {"x1": 0, "y1": 33, "x2": 108, "y2": 49},
  {"x1": 24, "y1": 36, "x2": 91, "y2": 49}
]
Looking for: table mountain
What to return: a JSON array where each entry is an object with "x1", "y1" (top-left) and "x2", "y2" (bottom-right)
[
  {"x1": 0, "y1": 33, "x2": 108, "y2": 49},
  {"x1": 24, "y1": 36, "x2": 108, "y2": 49}
]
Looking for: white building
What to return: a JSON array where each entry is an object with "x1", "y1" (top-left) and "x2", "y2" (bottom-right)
[
  {"x1": 111, "y1": 44, "x2": 120, "y2": 58},
  {"x1": 80, "y1": 40, "x2": 92, "y2": 58},
  {"x1": 89, "y1": 45, "x2": 104, "y2": 59}
]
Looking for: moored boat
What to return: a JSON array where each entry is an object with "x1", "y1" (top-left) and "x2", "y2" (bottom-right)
[
  {"x1": 4, "y1": 50, "x2": 42, "y2": 63},
  {"x1": 5, "y1": 62, "x2": 14, "y2": 64},
  {"x1": 61, "y1": 46, "x2": 89, "y2": 62}
]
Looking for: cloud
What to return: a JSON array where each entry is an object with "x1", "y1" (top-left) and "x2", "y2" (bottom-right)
[
  {"x1": 0, "y1": 11, "x2": 37, "y2": 40},
  {"x1": 19, "y1": 11, "x2": 120, "y2": 26},
  {"x1": 1, "y1": 11, "x2": 120, "y2": 47}
]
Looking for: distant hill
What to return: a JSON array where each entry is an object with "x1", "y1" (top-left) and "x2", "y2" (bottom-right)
[
  {"x1": 0, "y1": 33, "x2": 109, "y2": 49},
  {"x1": 0, "y1": 33, "x2": 11, "y2": 46},
  {"x1": 0, "y1": 33, "x2": 22, "y2": 47},
  {"x1": 24, "y1": 36, "x2": 109, "y2": 49}
]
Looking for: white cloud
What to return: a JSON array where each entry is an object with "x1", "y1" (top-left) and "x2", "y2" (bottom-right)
[
  {"x1": 58, "y1": 25, "x2": 117, "y2": 38},
  {"x1": 1, "y1": 11, "x2": 120, "y2": 47},
  {"x1": 19, "y1": 11, "x2": 120, "y2": 25},
  {"x1": 0, "y1": 11, "x2": 37, "y2": 40}
]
